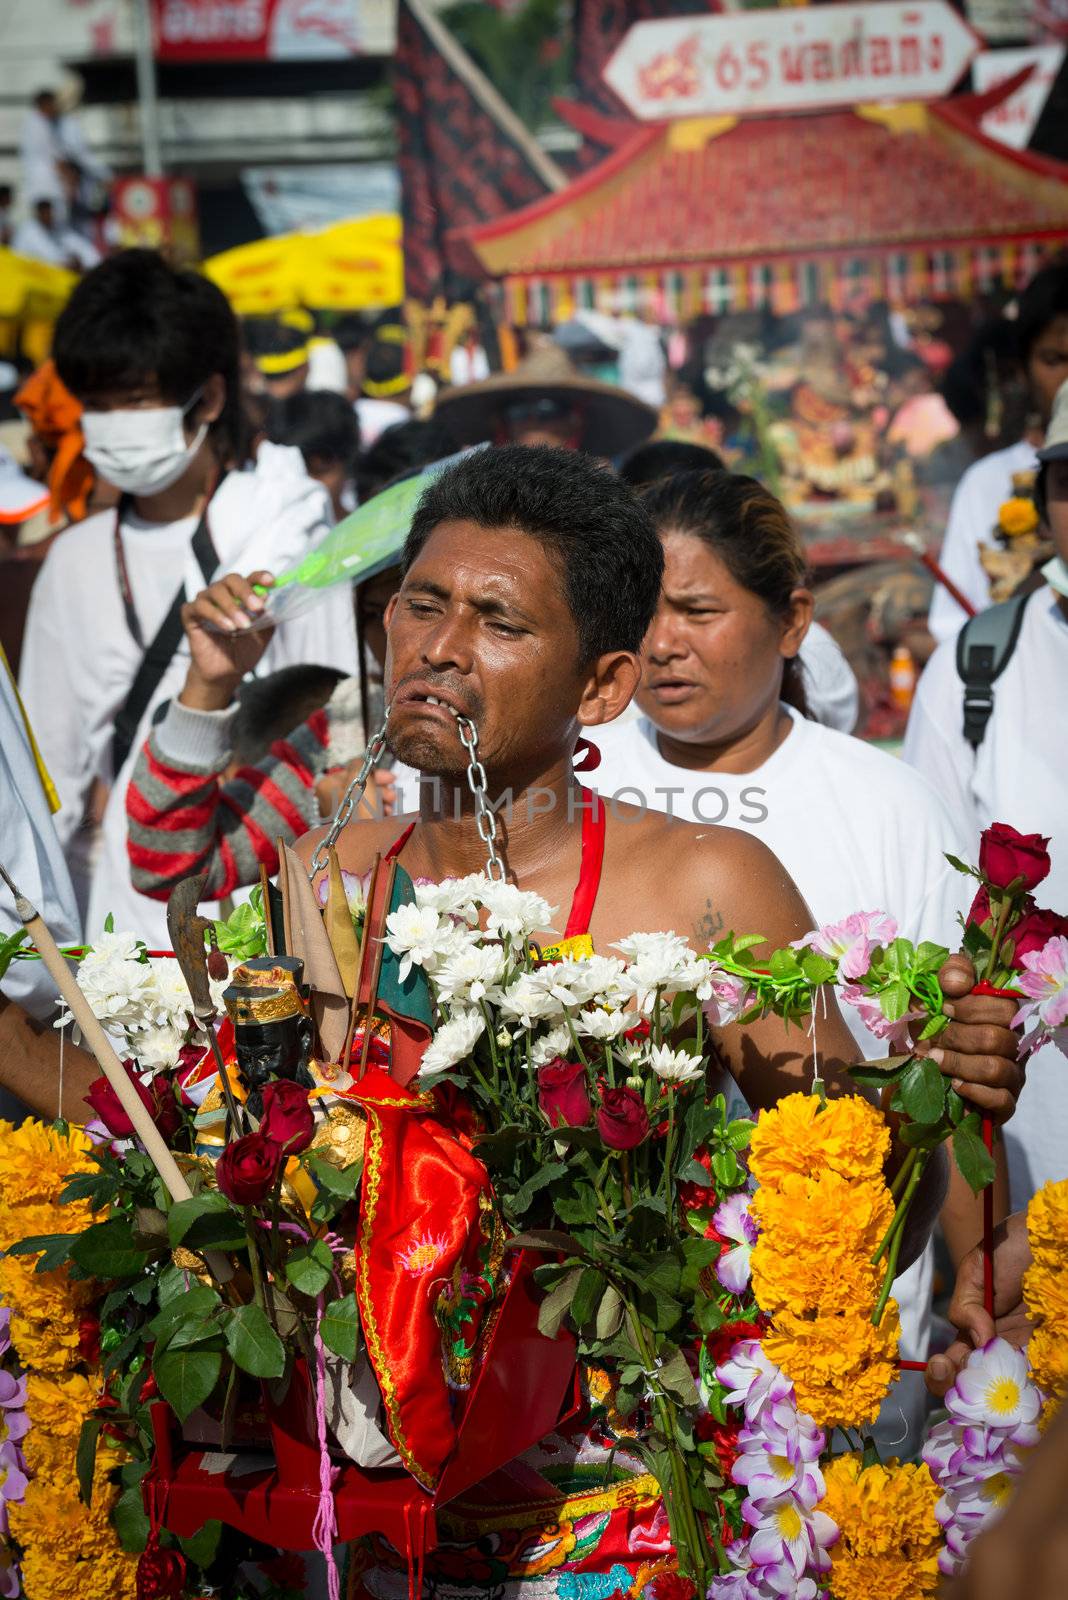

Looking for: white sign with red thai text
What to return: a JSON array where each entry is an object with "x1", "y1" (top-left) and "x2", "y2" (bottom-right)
[
  {"x1": 151, "y1": 0, "x2": 374, "y2": 61},
  {"x1": 603, "y1": 3, "x2": 981, "y2": 121},
  {"x1": 974, "y1": 46, "x2": 1066, "y2": 151}
]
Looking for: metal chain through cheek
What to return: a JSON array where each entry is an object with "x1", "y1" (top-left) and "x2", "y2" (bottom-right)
[
  {"x1": 455, "y1": 715, "x2": 507, "y2": 882},
  {"x1": 308, "y1": 712, "x2": 391, "y2": 880}
]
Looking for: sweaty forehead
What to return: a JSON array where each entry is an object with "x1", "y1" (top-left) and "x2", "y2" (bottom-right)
[{"x1": 404, "y1": 518, "x2": 572, "y2": 621}]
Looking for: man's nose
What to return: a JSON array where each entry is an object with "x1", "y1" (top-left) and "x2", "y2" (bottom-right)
[{"x1": 421, "y1": 611, "x2": 475, "y2": 675}]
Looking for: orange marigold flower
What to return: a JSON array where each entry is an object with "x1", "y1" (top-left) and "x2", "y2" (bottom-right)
[
  {"x1": 749, "y1": 1092, "x2": 889, "y2": 1188},
  {"x1": 763, "y1": 1302, "x2": 901, "y2": 1429},
  {"x1": 821, "y1": 1453, "x2": 940, "y2": 1600},
  {"x1": 997, "y1": 496, "x2": 1040, "y2": 539}
]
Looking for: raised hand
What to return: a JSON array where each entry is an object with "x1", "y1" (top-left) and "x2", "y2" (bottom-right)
[
  {"x1": 918, "y1": 955, "x2": 1024, "y2": 1123},
  {"x1": 179, "y1": 572, "x2": 277, "y2": 711},
  {"x1": 925, "y1": 1210, "x2": 1033, "y2": 1397}
]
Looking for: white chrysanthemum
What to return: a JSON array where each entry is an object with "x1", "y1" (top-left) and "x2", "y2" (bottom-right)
[
  {"x1": 478, "y1": 882, "x2": 555, "y2": 941},
  {"x1": 145, "y1": 963, "x2": 195, "y2": 1024},
  {"x1": 613, "y1": 931, "x2": 691, "y2": 966},
  {"x1": 384, "y1": 903, "x2": 452, "y2": 980},
  {"x1": 433, "y1": 942, "x2": 508, "y2": 1005},
  {"x1": 530, "y1": 1022, "x2": 574, "y2": 1067},
  {"x1": 76, "y1": 953, "x2": 155, "y2": 1025},
  {"x1": 129, "y1": 1022, "x2": 186, "y2": 1071},
  {"x1": 414, "y1": 874, "x2": 491, "y2": 925},
  {"x1": 419, "y1": 1009, "x2": 485, "y2": 1076},
  {"x1": 496, "y1": 972, "x2": 566, "y2": 1029},
  {"x1": 649, "y1": 1044, "x2": 704, "y2": 1083},
  {"x1": 575, "y1": 1007, "x2": 630, "y2": 1041},
  {"x1": 615, "y1": 932, "x2": 700, "y2": 1012},
  {"x1": 86, "y1": 929, "x2": 145, "y2": 964},
  {"x1": 537, "y1": 955, "x2": 627, "y2": 1008}
]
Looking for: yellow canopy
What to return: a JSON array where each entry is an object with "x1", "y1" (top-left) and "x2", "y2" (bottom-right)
[
  {"x1": 0, "y1": 249, "x2": 79, "y2": 321},
  {"x1": 202, "y1": 214, "x2": 403, "y2": 316}
]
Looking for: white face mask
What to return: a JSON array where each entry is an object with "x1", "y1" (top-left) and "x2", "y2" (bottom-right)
[
  {"x1": 81, "y1": 390, "x2": 209, "y2": 497},
  {"x1": 1042, "y1": 555, "x2": 1068, "y2": 599}
]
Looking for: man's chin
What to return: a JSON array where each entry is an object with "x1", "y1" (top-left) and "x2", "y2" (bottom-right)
[{"x1": 387, "y1": 724, "x2": 466, "y2": 778}]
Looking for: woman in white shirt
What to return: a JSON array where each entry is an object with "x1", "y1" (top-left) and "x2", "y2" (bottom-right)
[
  {"x1": 928, "y1": 261, "x2": 1068, "y2": 642},
  {"x1": 588, "y1": 469, "x2": 998, "y2": 1446}
]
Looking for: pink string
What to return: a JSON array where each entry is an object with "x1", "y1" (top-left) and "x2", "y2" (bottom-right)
[{"x1": 312, "y1": 1296, "x2": 341, "y2": 1600}]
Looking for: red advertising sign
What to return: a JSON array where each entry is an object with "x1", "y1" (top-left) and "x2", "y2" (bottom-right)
[
  {"x1": 603, "y1": 2, "x2": 982, "y2": 121},
  {"x1": 151, "y1": 0, "x2": 363, "y2": 61}
]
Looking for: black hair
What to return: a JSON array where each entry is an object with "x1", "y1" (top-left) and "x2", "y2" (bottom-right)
[
  {"x1": 619, "y1": 438, "x2": 726, "y2": 489},
  {"x1": 34, "y1": 90, "x2": 56, "y2": 110},
  {"x1": 52, "y1": 248, "x2": 244, "y2": 464},
  {"x1": 355, "y1": 417, "x2": 461, "y2": 504},
  {"x1": 231, "y1": 665, "x2": 345, "y2": 765},
  {"x1": 243, "y1": 317, "x2": 309, "y2": 364},
  {"x1": 405, "y1": 443, "x2": 664, "y2": 661},
  {"x1": 267, "y1": 390, "x2": 360, "y2": 471},
  {"x1": 1016, "y1": 257, "x2": 1068, "y2": 363},
  {"x1": 0, "y1": 185, "x2": 13, "y2": 206},
  {"x1": 640, "y1": 470, "x2": 811, "y2": 718},
  {"x1": 363, "y1": 329, "x2": 407, "y2": 391},
  {"x1": 332, "y1": 314, "x2": 374, "y2": 354}
]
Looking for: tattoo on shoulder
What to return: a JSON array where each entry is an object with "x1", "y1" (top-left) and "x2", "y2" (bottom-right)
[{"x1": 697, "y1": 899, "x2": 725, "y2": 942}]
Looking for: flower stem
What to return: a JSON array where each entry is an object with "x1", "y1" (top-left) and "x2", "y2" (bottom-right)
[
  {"x1": 872, "y1": 1152, "x2": 926, "y2": 1324},
  {"x1": 244, "y1": 1207, "x2": 268, "y2": 1314}
]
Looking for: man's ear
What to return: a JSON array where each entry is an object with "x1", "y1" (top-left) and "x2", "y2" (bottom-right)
[
  {"x1": 781, "y1": 588, "x2": 814, "y2": 660},
  {"x1": 576, "y1": 650, "x2": 642, "y2": 729},
  {"x1": 384, "y1": 592, "x2": 399, "y2": 628},
  {"x1": 198, "y1": 373, "x2": 227, "y2": 427}
]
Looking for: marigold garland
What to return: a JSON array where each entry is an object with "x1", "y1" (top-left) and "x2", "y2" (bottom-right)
[
  {"x1": 820, "y1": 1453, "x2": 941, "y2": 1600},
  {"x1": 748, "y1": 1093, "x2": 899, "y2": 1429},
  {"x1": 1023, "y1": 1178, "x2": 1068, "y2": 1405},
  {"x1": 0, "y1": 1120, "x2": 138, "y2": 1600}
]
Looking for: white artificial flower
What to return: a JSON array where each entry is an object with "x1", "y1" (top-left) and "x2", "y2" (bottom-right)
[
  {"x1": 649, "y1": 1045, "x2": 704, "y2": 1084},
  {"x1": 384, "y1": 903, "x2": 451, "y2": 981},
  {"x1": 414, "y1": 874, "x2": 491, "y2": 925},
  {"x1": 130, "y1": 1022, "x2": 185, "y2": 1071},
  {"x1": 145, "y1": 963, "x2": 195, "y2": 1024},
  {"x1": 530, "y1": 1022, "x2": 575, "y2": 1067},
  {"x1": 478, "y1": 882, "x2": 555, "y2": 941},
  {"x1": 613, "y1": 931, "x2": 691, "y2": 965},
  {"x1": 615, "y1": 932, "x2": 701, "y2": 1012},
  {"x1": 496, "y1": 972, "x2": 567, "y2": 1030},
  {"x1": 419, "y1": 1009, "x2": 485, "y2": 1076},
  {"x1": 575, "y1": 1007, "x2": 630, "y2": 1042},
  {"x1": 87, "y1": 929, "x2": 145, "y2": 964},
  {"x1": 433, "y1": 942, "x2": 509, "y2": 1006},
  {"x1": 537, "y1": 955, "x2": 627, "y2": 1009},
  {"x1": 76, "y1": 954, "x2": 155, "y2": 1025}
]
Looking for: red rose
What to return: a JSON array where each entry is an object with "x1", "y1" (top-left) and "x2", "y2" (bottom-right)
[
  {"x1": 979, "y1": 823, "x2": 1051, "y2": 893},
  {"x1": 695, "y1": 1414, "x2": 741, "y2": 1479},
  {"x1": 1009, "y1": 906, "x2": 1068, "y2": 968},
  {"x1": 216, "y1": 1131, "x2": 281, "y2": 1206},
  {"x1": 967, "y1": 886, "x2": 992, "y2": 927},
  {"x1": 77, "y1": 1314, "x2": 101, "y2": 1365},
  {"x1": 259, "y1": 1079, "x2": 316, "y2": 1156},
  {"x1": 596, "y1": 1086, "x2": 649, "y2": 1151},
  {"x1": 537, "y1": 1059, "x2": 592, "y2": 1129},
  {"x1": 86, "y1": 1066, "x2": 181, "y2": 1143},
  {"x1": 136, "y1": 1546, "x2": 186, "y2": 1600}
]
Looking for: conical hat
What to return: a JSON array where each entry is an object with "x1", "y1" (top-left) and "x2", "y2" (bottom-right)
[{"x1": 434, "y1": 345, "x2": 657, "y2": 458}]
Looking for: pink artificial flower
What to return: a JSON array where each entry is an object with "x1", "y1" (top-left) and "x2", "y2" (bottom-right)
[
  {"x1": 839, "y1": 982, "x2": 924, "y2": 1052},
  {"x1": 792, "y1": 910, "x2": 897, "y2": 981},
  {"x1": 703, "y1": 970, "x2": 757, "y2": 1028},
  {"x1": 716, "y1": 1340, "x2": 793, "y2": 1424},
  {"x1": 0, "y1": 1374, "x2": 28, "y2": 1448},
  {"x1": 1014, "y1": 935, "x2": 1068, "y2": 1030},
  {"x1": 946, "y1": 1338, "x2": 1042, "y2": 1439},
  {"x1": 0, "y1": 1312, "x2": 9, "y2": 1361},
  {"x1": 0, "y1": 1442, "x2": 28, "y2": 1533},
  {"x1": 744, "y1": 1492, "x2": 836, "y2": 1584},
  {"x1": 713, "y1": 1193, "x2": 758, "y2": 1294}
]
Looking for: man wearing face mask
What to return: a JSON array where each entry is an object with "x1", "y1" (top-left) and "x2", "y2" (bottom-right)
[{"x1": 18, "y1": 250, "x2": 357, "y2": 942}]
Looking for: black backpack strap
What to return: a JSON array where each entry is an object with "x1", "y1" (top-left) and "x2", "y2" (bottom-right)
[
  {"x1": 111, "y1": 512, "x2": 218, "y2": 777},
  {"x1": 955, "y1": 593, "x2": 1030, "y2": 751}
]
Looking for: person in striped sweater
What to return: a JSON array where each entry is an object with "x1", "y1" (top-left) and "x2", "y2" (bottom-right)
[{"x1": 125, "y1": 563, "x2": 417, "y2": 904}]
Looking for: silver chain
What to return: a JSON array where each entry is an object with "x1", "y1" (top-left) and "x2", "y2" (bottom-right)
[
  {"x1": 308, "y1": 713, "x2": 390, "y2": 878},
  {"x1": 308, "y1": 707, "x2": 507, "y2": 883},
  {"x1": 456, "y1": 715, "x2": 507, "y2": 881}
]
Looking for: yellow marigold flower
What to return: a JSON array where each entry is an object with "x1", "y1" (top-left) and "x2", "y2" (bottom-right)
[
  {"x1": 821, "y1": 1453, "x2": 941, "y2": 1600},
  {"x1": 764, "y1": 1303, "x2": 900, "y2": 1429},
  {"x1": 752, "y1": 1170, "x2": 894, "y2": 1277},
  {"x1": 997, "y1": 496, "x2": 1040, "y2": 539},
  {"x1": 23, "y1": 1372, "x2": 98, "y2": 1478},
  {"x1": 11, "y1": 1458, "x2": 138, "y2": 1600},
  {"x1": 1025, "y1": 1180, "x2": 1068, "y2": 1275},
  {"x1": 0, "y1": 1118, "x2": 95, "y2": 1214},
  {"x1": 749, "y1": 1093, "x2": 889, "y2": 1188},
  {"x1": 752, "y1": 1239, "x2": 881, "y2": 1320}
]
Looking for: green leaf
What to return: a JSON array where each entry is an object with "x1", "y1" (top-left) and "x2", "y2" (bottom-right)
[
  {"x1": 320, "y1": 1295, "x2": 360, "y2": 1362},
  {"x1": 917, "y1": 1012, "x2": 950, "y2": 1041},
  {"x1": 849, "y1": 1061, "x2": 912, "y2": 1087},
  {"x1": 59, "y1": 1168, "x2": 119, "y2": 1208},
  {"x1": 799, "y1": 953, "x2": 837, "y2": 986},
  {"x1": 5, "y1": 1232, "x2": 78, "y2": 1272},
  {"x1": 898, "y1": 1057, "x2": 947, "y2": 1124},
  {"x1": 658, "y1": 1345, "x2": 699, "y2": 1407},
  {"x1": 76, "y1": 1415, "x2": 102, "y2": 1505},
  {"x1": 915, "y1": 941, "x2": 950, "y2": 972},
  {"x1": 285, "y1": 1248, "x2": 333, "y2": 1299},
  {"x1": 167, "y1": 1193, "x2": 245, "y2": 1252},
  {"x1": 112, "y1": 1483, "x2": 151, "y2": 1552},
  {"x1": 0, "y1": 927, "x2": 28, "y2": 982},
  {"x1": 537, "y1": 1266, "x2": 582, "y2": 1340},
  {"x1": 711, "y1": 1148, "x2": 739, "y2": 1188},
  {"x1": 149, "y1": 1284, "x2": 221, "y2": 1340},
  {"x1": 511, "y1": 1160, "x2": 567, "y2": 1217},
  {"x1": 179, "y1": 1520, "x2": 223, "y2": 1567},
  {"x1": 153, "y1": 1347, "x2": 222, "y2": 1423},
  {"x1": 570, "y1": 1266, "x2": 605, "y2": 1329},
  {"x1": 69, "y1": 1217, "x2": 147, "y2": 1279},
  {"x1": 944, "y1": 853, "x2": 978, "y2": 879},
  {"x1": 695, "y1": 1297, "x2": 724, "y2": 1334},
  {"x1": 727, "y1": 1118, "x2": 755, "y2": 1150},
  {"x1": 730, "y1": 934, "x2": 767, "y2": 955},
  {"x1": 879, "y1": 980, "x2": 912, "y2": 1023},
  {"x1": 952, "y1": 1119, "x2": 996, "y2": 1194},
  {"x1": 680, "y1": 1236, "x2": 721, "y2": 1294},
  {"x1": 675, "y1": 1158, "x2": 711, "y2": 1188},
  {"x1": 305, "y1": 1155, "x2": 361, "y2": 1199},
  {"x1": 769, "y1": 947, "x2": 800, "y2": 980},
  {"x1": 595, "y1": 1283, "x2": 624, "y2": 1340},
  {"x1": 224, "y1": 1303, "x2": 286, "y2": 1378}
]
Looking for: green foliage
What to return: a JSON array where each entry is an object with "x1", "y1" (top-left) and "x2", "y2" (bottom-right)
[
  {"x1": 320, "y1": 1295, "x2": 360, "y2": 1362},
  {"x1": 224, "y1": 1304, "x2": 286, "y2": 1378},
  {"x1": 214, "y1": 887, "x2": 267, "y2": 958}
]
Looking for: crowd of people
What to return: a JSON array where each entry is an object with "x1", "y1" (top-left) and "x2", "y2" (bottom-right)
[{"x1": 0, "y1": 241, "x2": 1066, "y2": 1577}]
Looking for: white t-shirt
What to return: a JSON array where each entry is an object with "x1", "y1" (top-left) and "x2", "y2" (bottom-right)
[
  {"x1": 354, "y1": 398, "x2": 409, "y2": 448},
  {"x1": 928, "y1": 440, "x2": 1038, "y2": 644},
  {"x1": 588, "y1": 707, "x2": 972, "y2": 1385},
  {"x1": 798, "y1": 620, "x2": 859, "y2": 734},
  {"x1": 903, "y1": 588, "x2": 1068, "y2": 1209},
  {"x1": 20, "y1": 443, "x2": 359, "y2": 945}
]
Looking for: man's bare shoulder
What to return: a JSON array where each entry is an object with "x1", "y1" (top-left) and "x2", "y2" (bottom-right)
[
  {"x1": 603, "y1": 809, "x2": 813, "y2": 948},
  {"x1": 293, "y1": 809, "x2": 420, "y2": 878}
]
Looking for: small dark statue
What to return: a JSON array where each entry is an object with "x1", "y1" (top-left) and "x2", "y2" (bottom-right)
[{"x1": 222, "y1": 957, "x2": 315, "y2": 1117}]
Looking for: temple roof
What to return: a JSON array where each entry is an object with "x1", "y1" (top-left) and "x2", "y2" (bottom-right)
[{"x1": 458, "y1": 101, "x2": 1068, "y2": 280}]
